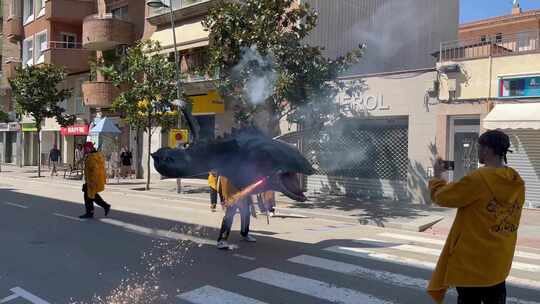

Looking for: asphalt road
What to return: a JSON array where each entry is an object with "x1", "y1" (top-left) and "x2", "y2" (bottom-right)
[{"x1": 1, "y1": 177, "x2": 539, "y2": 304}]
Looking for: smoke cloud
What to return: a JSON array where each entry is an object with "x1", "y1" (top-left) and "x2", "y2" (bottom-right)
[{"x1": 232, "y1": 46, "x2": 278, "y2": 105}]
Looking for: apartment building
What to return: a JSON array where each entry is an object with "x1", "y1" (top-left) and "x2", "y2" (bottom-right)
[
  {"x1": 437, "y1": 2, "x2": 540, "y2": 209},
  {"x1": 0, "y1": 0, "x2": 153, "y2": 168}
]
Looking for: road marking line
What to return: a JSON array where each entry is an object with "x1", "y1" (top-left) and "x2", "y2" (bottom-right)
[
  {"x1": 325, "y1": 246, "x2": 540, "y2": 290},
  {"x1": 239, "y1": 268, "x2": 392, "y2": 304},
  {"x1": 53, "y1": 213, "x2": 85, "y2": 222},
  {"x1": 233, "y1": 254, "x2": 256, "y2": 261},
  {"x1": 288, "y1": 255, "x2": 538, "y2": 304},
  {"x1": 356, "y1": 239, "x2": 540, "y2": 273},
  {"x1": 177, "y1": 285, "x2": 267, "y2": 304},
  {"x1": 380, "y1": 232, "x2": 540, "y2": 261},
  {"x1": 0, "y1": 287, "x2": 50, "y2": 304},
  {"x1": 3, "y1": 202, "x2": 29, "y2": 209},
  {"x1": 100, "y1": 218, "x2": 215, "y2": 246}
]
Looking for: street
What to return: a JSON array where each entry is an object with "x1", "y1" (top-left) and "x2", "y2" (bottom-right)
[{"x1": 1, "y1": 176, "x2": 539, "y2": 304}]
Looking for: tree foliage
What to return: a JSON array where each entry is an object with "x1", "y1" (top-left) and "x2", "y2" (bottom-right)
[
  {"x1": 9, "y1": 64, "x2": 74, "y2": 176},
  {"x1": 111, "y1": 40, "x2": 181, "y2": 190},
  {"x1": 0, "y1": 111, "x2": 9, "y2": 123},
  {"x1": 202, "y1": 0, "x2": 363, "y2": 134}
]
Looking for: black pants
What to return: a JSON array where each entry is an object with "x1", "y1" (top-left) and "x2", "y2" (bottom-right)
[
  {"x1": 217, "y1": 197, "x2": 251, "y2": 241},
  {"x1": 210, "y1": 188, "x2": 218, "y2": 206},
  {"x1": 83, "y1": 184, "x2": 109, "y2": 214},
  {"x1": 456, "y1": 281, "x2": 506, "y2": 304}
]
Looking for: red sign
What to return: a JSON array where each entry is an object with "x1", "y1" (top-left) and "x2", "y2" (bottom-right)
[{"x1": 61, "y1": 125, "x2": 89, "y2": 136}]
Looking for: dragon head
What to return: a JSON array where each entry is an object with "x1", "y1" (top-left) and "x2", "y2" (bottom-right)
[{"x1": 152, "y1": 129, "x2": 314, "y2": 202}]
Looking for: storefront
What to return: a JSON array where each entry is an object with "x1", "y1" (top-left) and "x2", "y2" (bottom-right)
[
  {"x1": 189, "y1": 90, "x2": 225, "y2": 140},
  {"x1": 299, "y1": 69, "x2": 440, "y2": 204},
  {"x1": 21, "y1": 123, "x2": 39, "y2": 166},
  {"x1": 0, "y1": 123, "x2": 20, "y2": 164},
  {"x1": 484, "y1": 102, "x2": 540, "y2": 209},
  {"x1": 61, "y1": 124, "x2": 90, "y2": 165}
]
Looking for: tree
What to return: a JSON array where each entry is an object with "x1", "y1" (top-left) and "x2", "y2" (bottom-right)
[
  {"x1": 0, "y1": 111, "x2": 9, "y2": 123},
  {"x1": 9, "y1": 64, "x2": 74, "y2": 177},
  {"x1": 111, "y1": 40, "x2": 179, "y2": 190},
  {"x1": 202, "y1": 0, "x2": 363, "y2": 135}
]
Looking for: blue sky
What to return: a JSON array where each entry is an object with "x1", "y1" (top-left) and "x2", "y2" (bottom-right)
[{"x1": 461, "y1": 0, "x2": 540, "y2": 23}]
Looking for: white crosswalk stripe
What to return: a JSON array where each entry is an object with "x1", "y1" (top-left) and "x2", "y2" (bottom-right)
[
  {"x1": 175, "y1": 233, "x2": 540, "y2": 304},
  {"x1": 355, "y1": 238, "x2": 540, "y2": 273},
  {"x1": 239, "y1": 268, "x2": 393, "y2": 304},
  {"x1": 379, "y1": 232, "x2": 540, "y2": 261},
  {"x1": 177, "y1": 286, "x2": 268, "y2": 304}
]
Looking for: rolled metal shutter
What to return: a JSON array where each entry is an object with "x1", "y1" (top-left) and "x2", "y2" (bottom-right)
[{"x1": 506, "y1": 130, "x2": 540, "y2": 209}]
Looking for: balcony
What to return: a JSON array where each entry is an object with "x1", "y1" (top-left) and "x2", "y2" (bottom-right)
[
  {"x1": 4, "y1": 60, "x2": 21, "y2": 79},
  {"x1": 147, "y1": 0, "x2": 217, "y2": 26},
  {"x1": 5, "y1": 17, "x2": 23, "y2": 41},
  {"x1": 439, "y1": 30, "x2": 540, "y2": 62},
  {"x1": 82, "y1": 81, "x2": 120, "y2": 108},
  {"x1": 43, "y1": 41, "x2": 92, "y2": 74},
  {"x1": 46, "y1": 0, "x2": 95, "y2": 24},
  {"x1": 82, "y1": 14, "x2": 134, "y2": 51}
]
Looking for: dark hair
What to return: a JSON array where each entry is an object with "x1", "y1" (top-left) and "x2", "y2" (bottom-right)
[{"x1": 478, "y1": 130, "x2": 512, "y2": 163}]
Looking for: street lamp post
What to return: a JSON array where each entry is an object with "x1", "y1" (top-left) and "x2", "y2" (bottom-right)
[{"x1": 146, "y1": 0, "x2": 184, "y2": 193}]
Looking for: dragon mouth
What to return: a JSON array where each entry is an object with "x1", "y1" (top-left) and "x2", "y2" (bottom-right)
[{"x1": 276, "y1": 172, "x2": 307, "y2": 202}]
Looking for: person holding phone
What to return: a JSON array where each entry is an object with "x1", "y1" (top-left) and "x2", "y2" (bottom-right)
[{"x1": 427, "y1": 130, "x2": 525, "y2": 304}]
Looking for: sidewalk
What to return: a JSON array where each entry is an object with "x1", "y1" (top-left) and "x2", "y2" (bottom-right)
[{"x1": 1, "y1": 164, "x2": 452, "y2": 231}]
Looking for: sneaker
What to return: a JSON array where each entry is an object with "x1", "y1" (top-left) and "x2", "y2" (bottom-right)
[
  {"x1": 79, "y1": 213, "x2": 94, "y2": 219},
  {"x1": 210, "y1": 204, "x2": 217, "y2": 212},
  {"x1": 242, "y1": 235, "x2": 257, "y2": 243},
  {"x1": 217, "y1": 240, "x2": 229, "y2": 250},
  {"x1": 104, "y1": 205, "x2": 111, "y2": 217}
]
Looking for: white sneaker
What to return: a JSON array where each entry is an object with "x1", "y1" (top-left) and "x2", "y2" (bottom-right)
[
  {"x1": 217, "y1": 240, "x2": 229, "y2": 249},
  {"x1": 242, "y1": 235, "x2": 257, "y2": 243}
]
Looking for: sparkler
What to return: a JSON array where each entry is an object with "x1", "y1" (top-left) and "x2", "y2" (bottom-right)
[{"x1": 224, "y1": 177, "x2": 267, "y2": 207}]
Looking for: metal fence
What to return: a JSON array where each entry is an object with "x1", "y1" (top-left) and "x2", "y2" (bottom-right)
[{"x1": 440, "y1": 30, "x2": 540, "y2": 62}]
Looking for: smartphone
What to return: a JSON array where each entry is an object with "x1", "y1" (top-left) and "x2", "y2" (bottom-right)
[{"x1": 442, "y1": 160, "x2": 455, "y2": 171}]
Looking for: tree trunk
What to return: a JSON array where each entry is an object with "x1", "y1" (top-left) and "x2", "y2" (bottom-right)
[
  {"x1": 37, "y1": 127, "x2": 41, "y2": 177},
  {"x1": 146, "y1": 127, "x2": 152, "y2": 190}
]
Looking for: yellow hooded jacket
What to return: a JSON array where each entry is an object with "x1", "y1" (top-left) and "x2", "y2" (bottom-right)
[
  {"x1": 84, "y1": 151, "x2": 106, "y2": 199},
  {"x1": 208, "y1": 173, "x2": 218, "y2": 190},
  {"x1": 217, "y1": 176, "x2": 239, "y2": 203},
  {"x1": 427, "y1": 167, "x2": 525, "y2": 303}
]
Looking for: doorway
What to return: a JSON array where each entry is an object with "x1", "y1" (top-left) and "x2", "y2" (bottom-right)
[{"x1": 448, "y1": 116, "x2": 480, "y2": 181}]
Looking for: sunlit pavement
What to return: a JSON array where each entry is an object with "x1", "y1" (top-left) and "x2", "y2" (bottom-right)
[{"x1": 1, "y1": 177, "x2": 539, "y2": 304}]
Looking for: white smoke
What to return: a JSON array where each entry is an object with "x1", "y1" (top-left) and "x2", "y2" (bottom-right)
[{"x1": 232, "y1": 46, "x2": 278, "y2": 105}]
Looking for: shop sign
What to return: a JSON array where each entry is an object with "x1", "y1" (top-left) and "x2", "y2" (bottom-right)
[
  {"x1": 0, "y1": 123, "x2": 20, "y2": 132},
  {"x1": 189, "y1": 90, "x2": 225, "y2": 114},
  {"x1": 338, "y1": 93, "x2": 390, "y2": 114},
  {"x1": 499, "y1": 75, "x2": 540, "y2": 98},
  {"x1": 21, "y1": 123, "x2": 37, "y2": 132},
  {"x1": 61, "y1": 124, "x2": 89, "y2": 136}
]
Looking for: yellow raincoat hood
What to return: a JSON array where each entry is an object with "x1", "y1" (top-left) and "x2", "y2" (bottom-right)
[{"x1": 427, "y1": 167, "x2": 525, "y2": 303}]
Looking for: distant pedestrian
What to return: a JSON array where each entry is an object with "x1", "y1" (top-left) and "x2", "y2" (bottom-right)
[
  {"x1": 208, "y1": 170, "x2": 219, "y2": 211},
  {"x1": 256, "y1": 191, "x2": 276, "y2": 216},
  {"x1": 427, "y1": 130, "x2": 525, "y2": 304},
  {"x1": 49, "y1": 145, "x2": 61, "y2": 176},
  {"x1": 79, "y1": 142, "x2": 111, "y2": 219},
  {"x1": 120, "y1": 147, "x2": 133, "y2": 178},
  {"x1": 216, "y1": 176, "x2": 256, "y2": 249},
  {"x1": 75, "y1": 144, "x2": 84, "y2": 170}
]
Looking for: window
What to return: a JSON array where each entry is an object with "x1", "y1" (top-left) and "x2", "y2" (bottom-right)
[
  {"x1": 36, "y1": 0, "x2": 46, "y2": 17},
  {"x1": 10, "y1": 0, "x2": 22, "y2": 18},
  {"x1": 60, "y1": 33, "x2": 77, "y2": 49},
  {"x1": 110, "y1": 6, "x2": 129, "y2": 20},
  {"x1": 480, "y1": 35, "x2": 487, "y2": 43},
  {"x1": 495, "y1": 33, "x2": 503, "y2": 43},
  {"x1": 500, "y1": 76, "x2": 540, "y2": 98},
  {"x1": 35, "y1": 31, "x2": 48, "y2": 64},
  {"x1": 22, "y1": 37, "x2": 34, "y2": 66},
  {"x1": 23, "y1": 0, "x2": 34, "y2": 24}
]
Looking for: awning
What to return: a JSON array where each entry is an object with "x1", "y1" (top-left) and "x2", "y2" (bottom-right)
[
  {"x1": 484, "y1": 103, "x2": 540, "y2": 130},
  {"x1": 150, "y1": 18, "x2": 209, "y2": 53},
  {"x1": 90, "y1": 117, "x2": 121, "y2": 134}
]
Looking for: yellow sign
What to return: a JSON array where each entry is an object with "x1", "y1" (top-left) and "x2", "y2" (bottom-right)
[
  {"x1": 189, "y1": 90, "x2": 225, "y2": 114},
  {"x1": 169, "y1": 129, "x2": 189, "y2": 148}
]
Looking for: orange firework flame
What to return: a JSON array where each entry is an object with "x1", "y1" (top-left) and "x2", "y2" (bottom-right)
[{"x1": 225, "y1": 178, "x2": 267, "y2": 207}]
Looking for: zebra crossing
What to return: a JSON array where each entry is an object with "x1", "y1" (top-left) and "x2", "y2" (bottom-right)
[{"x1": 177, "y1": 231, "x2": 540, "y2": 304}]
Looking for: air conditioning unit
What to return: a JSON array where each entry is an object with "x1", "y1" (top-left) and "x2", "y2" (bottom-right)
[{"x1": 447, "y1": 79, "x2": 457, "y2": 92}]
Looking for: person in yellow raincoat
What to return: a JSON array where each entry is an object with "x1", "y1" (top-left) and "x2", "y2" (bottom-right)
[
  {"x1": 79, "y1": 142, "x2": 111, "y2": 219},
  {"x1": 428, "y1": 130, "x2": 525, "y2": 304},
  {"x1": 216, "y1": 176, "x2": 256, "y2": 249},
  {"x1": 208, "y1": 170, "x2": 220, "y2": 211}
]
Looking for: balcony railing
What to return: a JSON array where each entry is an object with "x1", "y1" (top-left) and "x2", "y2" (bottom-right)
[
  {"x1": 43, "y1": 41, "x2": 92, "y2": 73},
  {"x1": 148, "y1": 0, "x2": 209, "y2": 18},
  {"x1": 82, "y1": 13, "x2": 134, "y2": 50},
  {"x1": 440, "y1": 30, "x2": 540, "y2": 62}
]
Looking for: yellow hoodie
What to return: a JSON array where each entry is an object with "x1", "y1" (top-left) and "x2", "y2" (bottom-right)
[
  {"x1": 84, "y1": 152, "x2": 106, "y2": 199},
  {"x1": 427, "y1": 166, "x2": 525, "y2": 303}
]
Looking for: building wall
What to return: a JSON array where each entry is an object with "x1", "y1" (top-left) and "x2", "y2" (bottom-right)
[
  {"x1": 459, "y1": 11, "x2": 540, "y2": 41},
  {"x1": 438, "y1": 53, "x2": 540, "y2": 101},
  {"x1": 303, "y1": 0, "x2": 459, "y2": 75}
]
